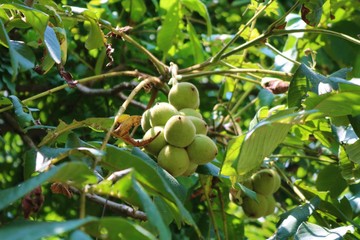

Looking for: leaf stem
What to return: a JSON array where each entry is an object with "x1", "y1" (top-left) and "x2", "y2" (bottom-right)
[
  {"x1": 273, "y1": 164, "x2": 307, "y2": 203},
  {"x1": 200, "y1": 178, "x2": 221, "y2": 240},
  {"x1": 264, "y1": 42, "x2": 301, "y2": 66},
  {"x1": 79, "y1": 189, "x2": 86, "y2": 219},
  {"x1": 211, "y1": 0, "x2": 274, "y2": 63},
  {"x1": 181, "y1": 69, "x2": 292, "y2": 80},
  {"x1": 269, "y1": 155, "x2": 336, "y2": 163},
  {"x1": 99, "y1": 77, "x2": 159, "y2": 152},
  {"x1": 271, "y1": 28, "x2": 360, "y2": 46}
]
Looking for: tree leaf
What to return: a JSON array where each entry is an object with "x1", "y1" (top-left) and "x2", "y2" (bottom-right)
[
  {"x1": 287, "y1": 64, "x2": 310, "y2": 108},
  {"x1": 196, "y1": 162, "x2": 220, "y2": 176},
  {"x1": 0, "y1": 217, "x2": 96, "y2": 240},
  {"x1": 0, "y1": 3, "x2": 49, "y2": 36},
  {"x1": 315, "y1": 165, "x2": 347, "y2": 197},
  {"x1": 132, "y1": 176, "x2": 171, "y2": 240},
  {"x1": 303, "y1": 87, "x2": 360, "y2": 119},
  {"x1": 344, "y1": 140, "x2": 360, "y2": 164},
  {"x1": 44, "y1": 26, "x2": 61, "y2": 64},
  {"x1": 181, "y1": 0, "x2": 212, "y2": 35},
  {"x1": 348, "y1": 115, "x2": 360, "y2": 139},
  {"x1": 222, "y1": 108, "x2": 309, "y2": 176},
  {"x1": 157, "y1": 1, "x2": 181, "y2": 53},
  {"x1": 85, "y1": 217, "x2": 157, "y2": 240},
  {"x1": 295, "y1": 222, "x2": 354, "y2": 240},
  {"x1": 121, "y1": 0, "x2": 147, "y2": 22},
  {"x1": 84, "y1": 18, "x2": 105, "y2": 50},
  {"x1": 68, "y1": 230, "x2": 93, "y2": 240},
  {"x1": 186, "y1": 21, "x2": 205, "y2": 63},
  {"x1": 8, "y1": 95, "x2": 34, "y2": 127},
  {"x1": 274, "y1": 197, "x2": 320, "y2": 239},
  {"x1": 38, "y1": 118, "x2": 113, "y2": 147},
  {"x1": 0, "y1": 162, "x2": 97, "y2": 211},
  {"x1": 300, "y1": 0, "x2": 325, "y2": 26}
]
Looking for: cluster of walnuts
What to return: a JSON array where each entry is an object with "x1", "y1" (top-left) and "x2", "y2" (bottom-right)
[
  {"x1": 230, "y1": 169, "x2": 281, "y2": 218},
  {"x1": 141, "y1": 82, "x2": 218, "y2": 177}
]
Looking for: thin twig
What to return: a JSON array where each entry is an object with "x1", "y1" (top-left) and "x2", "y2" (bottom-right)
[
  {"x1": 0, "y1": 71, "x2": 142, "y2": 114},
  {"x1": 99, "y1": 77, "x2": 160, "y2": 152},
  {"x1": 181, "y1": 69, "x2": 292, "y2": 81},
  {"x1": 70, "y1": 187, "x2": 147, "y2": 221}
]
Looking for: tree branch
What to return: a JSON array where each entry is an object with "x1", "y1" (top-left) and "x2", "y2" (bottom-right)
[{"x1": 70, "y1": 187, "x2": 147, "y2": 221}]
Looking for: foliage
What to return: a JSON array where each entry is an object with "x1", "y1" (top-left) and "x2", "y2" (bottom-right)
[{"x1": 1, "y1": 0, "x2": 360, "y2": 239}]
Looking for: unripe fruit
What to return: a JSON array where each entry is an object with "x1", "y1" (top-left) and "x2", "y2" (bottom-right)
[
  {"x1": 141, "y1": 109, "x2": 151, "y2": 132},
  {"x1": 187, "y1": 135, "x2": 218, "y2": 164},
  {"x1": 179, "y1": 108, "x2": 203, "y2": 119},
  {"x1": 164, "y1": 115, "x2": 196, "y2": 148},
  {"x1": 188, "y1": 116, "x2": 208, "y2": 135},
  {"x1": 251, "y1": 169, "x2": 281, "y2": 196},
  {"x1": 182, "y1": 161, "x2": 198, "y2": 176},
  {"x1": 158, "y1": 145, "x2": 190, "y2": 177},
  {"x1": 264, "y1": 195, "x2": 276, "y2": 216},
  {"x1": 150, "y1": 102, "x2": 178, "y2": 127},
  {"x1": 270, "y1": 169, "x2": 281, "y2": 193},
  {"x1": 242, "y1": 194, "x2": 268, "y2": 218},
  {"x1": 143, "y1": 127, "x2": 166, "y2": 156},
  {"x1": 168, "y1": 82, "x2": 200, "y2": 110}
]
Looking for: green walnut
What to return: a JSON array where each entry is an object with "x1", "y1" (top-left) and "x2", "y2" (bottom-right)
[
  {"x1": 264, "y1": 195, "x2": 276, "y2": 216},
  {"x1": 168, "y1": 82, "x2": 200, "y2": 110},
  {"x1": 188, "y1": 116, "x2": 208, "y2": 135},
  {"x1": 164, "y1": 115, "x2": 196, "y2": 148},
  {"x1": 182, "y1": 161, "x2": 198, "y2": 176},
  {"x1": 270, "y1": 169, "x2": 281, "y2": 193},
  {"x1": 179, "y1": 108, "x2": 203, "y2": 119},
  {"x1": 158, "y1": 145, "x2": 190, "y2": 177},
  {"x1": 187, "y1": 135, "x2": 218, "y2": 164},
  {"x1": 141, "y1": 109, "x2": 151, "y2": 132},
  {"x1": 149, "y1": 102, "x2": 178, "y2": 127},
  {"x1": 143, "y1": 126, "x2": 166, "y2": 156},
  {"x1": 251, "y1": 169, "x2": 281, "y2": 196},
  {"x1": 242, "y1": 194, "x2": 268, "y2": 218}
]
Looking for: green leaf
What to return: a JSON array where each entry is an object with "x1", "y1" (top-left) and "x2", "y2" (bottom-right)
[
  {"x1": 222, "y1": 108, "x2": 309, "y2": 176},
  {"x1": 157, "y1": 1, "x2": 181, "y2": 53},
  {"x1": 132, "y1": 176, "x2": 171, "y2": 240},
  {"x1": 275, "y1": 197, "x2": 320, "y2": 239},
  {"x1": 348, "y1": 114, "x2": 360, "y2": 138},
  {"x1": 44, "y1": 26, "x2": 61, "y2": 64},
  {"x1": 295, "y1": 222, "x2": 354, "y2": 240},
  {"x1": 95, "y1": 145, "x2": 200, "y2": 234},
  {"x1": 121, "y1": 0, "x2": 147, "y2": 22},
  {"x1": 300, "y1": 0, "x2": 325, "y2": 26},
  {"x1": 344, "y1": 140, "x2": 360, "y2": 164},
  {"x1": 68, "y1": 230, "x2": 93, "y2": 240},
  {"x1": 8, "y1": 95, "x2": 34, "y2": 127},
  {"x1": 1, "y1": 3, "x2": 49, "y2": 37},
  {"x1": 303, "y1": 87, "x2": 360, "y2": 119},
  {"x1": 10, "y1": 40, "x2": 35, "y2": 72},
  {"x1": 196, "y1": 163, "x2": 220, "y2": 176},
  {"x1": 0, "y1": 217, "x2": 96, "y2": 240},
  {"x1": 85, "y1": 217, "x2": 157, "y2": 240},
  {"x1": 315, "y1": 165, "x2": 347, "y2": 197},
  {"x1": 0, "y1": 162, "x2": 97, "y2": 211},
  {"x1": 181, "y1": 0, "x2": 212, "y2": 35},
  {"x1": 287, "y1": 64, "x2": 309, "y2": 108},
  {"x1": 85, "y1": 18, "x2": 105, "y2": 50},
  {"x1": 186, "y1": 21, "x2": 205, "y2": 63},
  {"x1": 38, "y1": 118, "x2": 113, "y2": 146}
]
